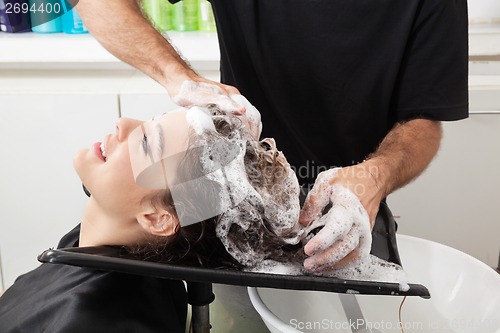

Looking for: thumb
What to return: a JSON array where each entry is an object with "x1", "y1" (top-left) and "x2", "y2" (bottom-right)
[
  {"x1": 299, "y1": 183, "x2": 331, "y2": 226},
  {"x1": 299, "y1": 168, "x2": 341, "y2": 226}
]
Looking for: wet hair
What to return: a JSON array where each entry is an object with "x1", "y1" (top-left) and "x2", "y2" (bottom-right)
[{"x1": 129, "y1": 113, "x2": 302, "y2": 269}]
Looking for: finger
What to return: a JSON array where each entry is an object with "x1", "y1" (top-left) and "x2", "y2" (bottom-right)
[
  {"x1": 210, "y1": 94, "x2": 246, "y2": 115},
  {"x1": 303, "y1": 206, "x2": 354, "y2": 256},
  {"x1": 299, "y1": 169, "x2": 339, "y2": 226},
  {"x1": 299, "y1": 174, "x2": 332, "y2": 225},
  {"x1": 330, "y1": 246, "x2": 361, "y2": 270},
  {"x1": 173, "y1": 80, "x2": 246, "y2": 114},
  {"x1": 230, "y1": 94, "x2": 261, "y2": 138},
  {"x1": 357, "y1": 223, "x2": 372, "y2": 257},
  {"x1": 304, "y1": 227, "x2": 360, "y2": 272},
  {"x1": 350, "y1": 200, "x2": 372, "y2": 257}
]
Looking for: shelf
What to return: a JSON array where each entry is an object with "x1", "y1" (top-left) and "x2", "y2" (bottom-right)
[
  {"x1": 0, "y1": 31, "x2": 220, "y2": 70},
  {"x1": 0, "y1": 24, "x2": 498, "y2": 70},
  {"x1": 469, "y1": 23, "x2": 500, "y2": 58}
]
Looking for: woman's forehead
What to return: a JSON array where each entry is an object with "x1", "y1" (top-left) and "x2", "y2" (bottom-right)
[
  {"x1": 146, "y1": 107, "x2": 216, "y2": 136},
  {"x1": 129, "y1": 110, "x2": 192, "y2": 190},
  {"x1": 148, "y1": 109, "x2": 188, "y2": 131}
]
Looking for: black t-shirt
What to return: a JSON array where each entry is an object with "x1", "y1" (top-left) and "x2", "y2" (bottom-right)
[
  {"x1": 0, "y1": 225, "x2": 187, "y2": 333},
  {"x1": 173, "y1": 0, "x2": 469, "y2": 186}
]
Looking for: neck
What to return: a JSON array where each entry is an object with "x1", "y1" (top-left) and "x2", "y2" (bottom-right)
[{"x1": 79, "y1": 197, "x2": 144, "y2": 247}]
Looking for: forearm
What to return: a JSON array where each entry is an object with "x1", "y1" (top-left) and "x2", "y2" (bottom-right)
[
  {"x1": 300, "y1": 119, "x2": 442, "y2": 270},
  {"x1": 366, "y1": 119, "x2": 442, "y2": 197},
  {"x1": 77, "y1": 0, "x2": 194, "y2": 90}
]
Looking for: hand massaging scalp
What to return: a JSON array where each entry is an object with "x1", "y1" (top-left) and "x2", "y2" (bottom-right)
[{"x1": 129, "y1": 100, "x2": 409, "y2": 287}]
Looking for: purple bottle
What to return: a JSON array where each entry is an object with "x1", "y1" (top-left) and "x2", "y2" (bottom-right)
[{"x1": 0, "y1": 0, "x2": 31, "y2": 32}]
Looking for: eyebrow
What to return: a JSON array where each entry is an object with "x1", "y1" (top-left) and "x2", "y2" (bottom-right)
[
  {"x1": 156, "y1": 123, "x2": 165, "y2": 159},
  {"x1": 156, "y1": 123, "x2": 168, "y2": 188}
]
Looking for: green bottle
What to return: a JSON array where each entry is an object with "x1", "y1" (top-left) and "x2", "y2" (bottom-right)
[
  {"x1": 172, "y1": 0, "x2": 198, "y2": 31},
  {"x1": 142, "y1": 0, "x2": 172, "y2": 32},
  {"x1": 198, "y1": 0, "x2": 216, "y2": 32}
]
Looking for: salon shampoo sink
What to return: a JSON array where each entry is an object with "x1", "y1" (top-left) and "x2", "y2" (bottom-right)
[{"x1": 249, "y1": 234, "x2": 500, "y2": 333}]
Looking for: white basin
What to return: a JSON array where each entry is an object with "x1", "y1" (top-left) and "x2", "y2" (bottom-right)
[{"x1": 248, "y1": 235, "x2": 500, "y2": 333}]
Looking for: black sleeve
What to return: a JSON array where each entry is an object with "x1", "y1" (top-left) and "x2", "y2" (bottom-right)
[{"x1": 394, "y1": 0, "x2": 469, "y2": 121}]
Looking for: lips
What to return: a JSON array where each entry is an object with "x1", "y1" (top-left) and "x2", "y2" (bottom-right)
[{"x1": 93, "y1": 142, "x2": 105, "y2": 162}]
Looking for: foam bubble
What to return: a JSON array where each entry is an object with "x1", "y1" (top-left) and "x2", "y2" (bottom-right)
[
  {"x1": 249, "y1": 260, "x2": 303, "y2": 276},
  {"x1": 199, "y1": 113, "x2": 409, "y2": 288},
  {"x1": 303, "y1": 181, "x2": 372, "y2": 270},
  {"x1": 246, "y1": 253, "x2": 409, "y2": 285},
  {"x1": 399, "y1": 282, "x2": 410, "y2": 292},
  {"x1": 346, "y1": 289, "x2": 360, "y2": 294},
  {"x1": 244, "y1": 176, "x2": 408, "y2": 286},
  {"x1": 208, "y1": 115, "x2": 303, "y2": 268},
  {"x1": 322, "y1": 254, "x2": 409, "y2": 284},
  {"x1": 185, "y1": 106, "x2": 216, "y2": 134}
]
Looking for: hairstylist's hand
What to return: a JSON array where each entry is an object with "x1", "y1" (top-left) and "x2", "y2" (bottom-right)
[
  {"x1": 166, "y1": 69, "x2": 246, "y2": 115},
  {"x1": 299, "y1": 161, "x2": 385, "y2": 272}
]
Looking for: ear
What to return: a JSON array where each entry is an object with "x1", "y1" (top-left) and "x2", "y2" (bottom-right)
[{"x1": 137, "y1": 208, "x2": 179, "y2": 237}]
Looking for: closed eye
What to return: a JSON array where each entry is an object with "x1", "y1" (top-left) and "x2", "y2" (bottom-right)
[
  {"x1": 140, "y1": 123, "x2": 164, "y2": 162},
  {"x1": 142, "y1": 134, "x2": 149, "y2": 155}
]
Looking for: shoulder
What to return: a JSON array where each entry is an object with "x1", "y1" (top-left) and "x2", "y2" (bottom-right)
[
  {"x1": 414, "y1": 0, "x2": 468, "y2": 26},
  {"x1": 5, "y1": 268, "x2": 186, "y2": 332},
  {"x1": 65, "y1": 272, "x2": 187, "y2": 332},
  {"x1": 57, "y1": 224, "x2": 81, "y2": 248}
]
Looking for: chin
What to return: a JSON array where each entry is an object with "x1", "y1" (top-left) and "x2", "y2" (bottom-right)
[
  {"x1": 73, "y1": 148, "x2": 85, "y2": 170},
  {"x1": 73, "y1": 149, "x2": 91, "y2": 185}
]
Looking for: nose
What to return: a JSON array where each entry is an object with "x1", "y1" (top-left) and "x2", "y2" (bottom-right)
[{"x1": 116, "y1": 118, "x2": 143, "y2": 142}]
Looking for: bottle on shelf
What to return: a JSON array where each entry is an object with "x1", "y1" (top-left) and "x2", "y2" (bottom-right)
[
  {"x1": 61, "y1": 7, "x2": 88, "y2": 34},
  {"x1": 0, "y1": 0, "x2": 31, "y2": 33},
  {"x1": 142, "y1": 0, "x2": 172, "y2": 32},
  {"x1": 172, "y1": 0, "x2": 198, "y2": 32},
  {"x1": 198, "y1": 0, "x2": 216, "y2": 32},
  {"x1": 29, "y1": 0, "x2": 62, "y2": 33}
]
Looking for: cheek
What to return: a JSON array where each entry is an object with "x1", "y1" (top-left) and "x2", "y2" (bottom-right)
[
  {"x1": 93, "y1": 161, "x2": 145, "y2": 214},
  {"x1": 74, "y1": 148, "x2": 135, "y2": 198},
  {"x1": 74, "y1": 145, "x2": 155, "y2": 215},
  {"x1": 102, "y1": 150, "x2": 160, "y2": 209},
  {"x1": 102, "y1": 149, "x2": 137, "y2": 193}
]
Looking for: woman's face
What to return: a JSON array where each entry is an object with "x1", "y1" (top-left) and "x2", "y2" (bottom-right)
[{"x1": 73, "y1": 110, "x2": 191, "y2": 218}]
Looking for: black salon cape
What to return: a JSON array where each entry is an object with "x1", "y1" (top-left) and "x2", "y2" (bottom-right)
[
  {"x1": 0, "y1": 225, "x2": 187, "y2": 333},
  {"x1": 172, "y1": 0, "x2": 469, "y2": 186}
]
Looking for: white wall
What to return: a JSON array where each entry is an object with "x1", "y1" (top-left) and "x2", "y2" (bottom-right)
[{"x1": 0, "y1": 72, "x2": 124, "y2": 286}]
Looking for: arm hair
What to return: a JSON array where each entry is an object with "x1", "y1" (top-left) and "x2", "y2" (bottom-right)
[
  {"x1": 368, "y1": 118, "x2": 443, "y2": 196},
  {"x1": 76, "y1": 0, "x2": 195, "y2": 90}
]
